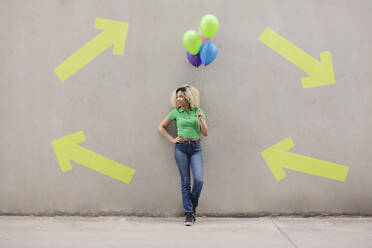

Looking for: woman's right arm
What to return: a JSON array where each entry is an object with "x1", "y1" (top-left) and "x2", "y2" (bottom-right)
[{"x1": 158, "y1": 117, "x2": 176, "y2": 143}]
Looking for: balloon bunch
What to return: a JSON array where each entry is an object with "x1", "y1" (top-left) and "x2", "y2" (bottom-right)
[{"x1": 182, "y1": 14, "x2": 219, "y2": 67}]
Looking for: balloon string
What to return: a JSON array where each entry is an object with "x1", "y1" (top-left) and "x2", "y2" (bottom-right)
[
  {"x1": 199, "y1": 64, "x2": 206, "y2": 138},
  {"x1": 199, "y1": 64, "x2": 205, "y2": 100}
]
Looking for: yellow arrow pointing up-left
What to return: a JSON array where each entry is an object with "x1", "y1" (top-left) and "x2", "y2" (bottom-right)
[
  {"x1": 261, "y1": 137, "x2": 349, "y2": 182},
  {"x1": 51, "y1": 131, "x2": 135, "y2": 184},
  {"x1": 54, "y1": 18, "x2": 129, "y2": 82}
]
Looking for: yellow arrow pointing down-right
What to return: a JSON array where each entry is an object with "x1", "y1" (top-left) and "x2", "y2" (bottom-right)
[
  {"x1": 259, "y1": 28, "x2": 335, "y2": 88},
  {"x1": 261, "y1": 137, "x2": 349, "y2": 182}
]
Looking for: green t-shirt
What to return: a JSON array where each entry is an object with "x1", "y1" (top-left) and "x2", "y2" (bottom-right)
[{"x1": 168, "y1": 107, "x2": 206, "y2": 139}]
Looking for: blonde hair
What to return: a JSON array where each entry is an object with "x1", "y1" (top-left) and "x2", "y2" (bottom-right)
[{"x1": 170, "y1": 84, "x2": 200, "y2": 108}]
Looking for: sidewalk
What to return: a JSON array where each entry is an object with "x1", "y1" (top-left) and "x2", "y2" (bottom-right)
[{"x1": 0, "y1": 216, "x2": 371, "y2": 247}]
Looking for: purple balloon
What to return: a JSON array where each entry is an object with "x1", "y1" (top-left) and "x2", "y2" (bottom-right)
[{"x1": 186, "y1": 51, "x2": 202, "y2": 67}]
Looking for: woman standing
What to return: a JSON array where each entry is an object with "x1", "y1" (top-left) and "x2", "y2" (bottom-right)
[{"x1": 158, "y1": 84, "x2": 208, "y2": 226}]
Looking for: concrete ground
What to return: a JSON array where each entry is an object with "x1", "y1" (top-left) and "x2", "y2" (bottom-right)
[{"x1": 0, "y1": 216, "x2": 371, "y2": 247}]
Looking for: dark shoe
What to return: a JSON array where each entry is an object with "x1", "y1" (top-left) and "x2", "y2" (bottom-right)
[{"x1": 184, "y1": 213, "x2": 193, "y2": 226}]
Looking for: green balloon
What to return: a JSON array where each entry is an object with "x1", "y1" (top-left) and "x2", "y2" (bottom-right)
[
  {"x1": 200, "y1": 14, "x2": 219, "y2": 39},
  {"x1": 182, "y1": 30, "x2": 202, "y2": 55}
]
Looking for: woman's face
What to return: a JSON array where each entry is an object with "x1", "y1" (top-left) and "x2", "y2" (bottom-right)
[{"x1": 176, "y1": 90, "x2": 189, "y2": 107}]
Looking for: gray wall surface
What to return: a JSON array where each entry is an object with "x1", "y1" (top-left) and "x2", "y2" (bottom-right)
[{"x1": 1, "y1": 0, "x2": 372, "y2": 216}]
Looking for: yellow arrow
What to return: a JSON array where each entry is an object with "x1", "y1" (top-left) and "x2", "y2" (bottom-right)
[
  {"x1": 51, "y1": 131, "x2": 135, "y2": 184},
  {"x1": 54, "y1": 18, "x2": 129, "y2": 82},
  {"x1": 259, "y1": 28, "x2": 335, "y2": 88},
  {"x1": 261, "y1": 137, "x2": 348, "y2": 181}
]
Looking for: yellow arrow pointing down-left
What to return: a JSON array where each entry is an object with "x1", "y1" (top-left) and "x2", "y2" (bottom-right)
[
  {"x1": 54, "y1": 18, "x2": 129, "y2": 82},
  {"x1": 51, "y1": 131, "x2": 135, "y2": 184}
]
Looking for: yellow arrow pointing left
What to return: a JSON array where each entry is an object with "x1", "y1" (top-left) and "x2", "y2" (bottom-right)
[
  {"x1": 54, "y1": 18, "x2": 129, "y2": 82},
  {"x1": 51, "y1": 131, "x2": 135, "y2": 184}
]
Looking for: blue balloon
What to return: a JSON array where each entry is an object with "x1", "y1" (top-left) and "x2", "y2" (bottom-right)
[{"x1": 199, "y1": 41, "x2": 218, "y2": 65}]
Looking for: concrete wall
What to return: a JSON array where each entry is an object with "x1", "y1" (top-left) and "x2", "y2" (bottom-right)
[{"x1": 1, "y1": 0, "x2": 372, "y2": 216}]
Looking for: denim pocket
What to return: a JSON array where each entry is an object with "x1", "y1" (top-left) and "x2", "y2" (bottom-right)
[{"x1": 191, "y1": 140, "x2": 201, "y2": 146}]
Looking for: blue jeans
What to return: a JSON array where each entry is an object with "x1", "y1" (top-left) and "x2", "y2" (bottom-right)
[{"x1": 174, "y1": 140, "x2": 204, "y2": 216}]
